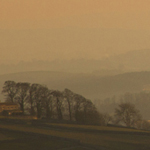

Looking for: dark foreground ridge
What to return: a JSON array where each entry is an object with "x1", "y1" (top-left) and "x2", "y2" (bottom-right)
[{"x1": 0, "y1": 127, "x2": 106, "y2": 150}]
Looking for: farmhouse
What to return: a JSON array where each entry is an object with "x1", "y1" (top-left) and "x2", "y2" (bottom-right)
[{"x1": 0, "y1": 102, "x2": 22, "y2": 115}]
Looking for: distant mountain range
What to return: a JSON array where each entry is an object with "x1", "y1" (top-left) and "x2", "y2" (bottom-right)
[
  {"x1": 0, "y1": 49, "x2": 150, "y2": 101},
  {"x1": 0, "y1": 49, "x2": 150, "y2": 76}
]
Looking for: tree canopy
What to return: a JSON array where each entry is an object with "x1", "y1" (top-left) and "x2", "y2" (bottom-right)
[
  {"x1": 115, "y1": 102, "x2": 142, "y2": 127},
  {"x1": 1, "y1": 80, "x2": 99, "y2": 125}
]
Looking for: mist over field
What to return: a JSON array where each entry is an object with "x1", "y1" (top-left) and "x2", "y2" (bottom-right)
[
  {"x1": 1, "y1": 67, "x2": 150, "y2": 119},
  {"x1": 1, "y1": 27, "x2": 150, "y2": 120},
  {"x1": 1, "y1": 48, "x2": 150, "y2": 74},
  {"x1": 2, "y1": 1, "x2": 150, "y2": 149}
]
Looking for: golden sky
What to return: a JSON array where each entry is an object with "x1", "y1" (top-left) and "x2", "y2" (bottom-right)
[
  {"x1": 1, "y1": 0, "x2": 150, "y2": 29},
  {"x1": 1, "y1": 0, "x2": 150, "y2": 63}
]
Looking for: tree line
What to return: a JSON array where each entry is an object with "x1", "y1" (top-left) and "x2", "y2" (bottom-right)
[
  {"x1": 95, "y1": 92, "x2": 150, "y2": 130},
  {"x1": 2, "y1": 80, "x2": 150, "y2": 129},
  {"x1": 2, "y1": 80, "x2": 99, "y2": 124}
]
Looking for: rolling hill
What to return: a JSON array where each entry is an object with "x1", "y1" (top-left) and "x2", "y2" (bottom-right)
[{"x1": 0, "y1": 70, "x2": 150, "y2": 101}]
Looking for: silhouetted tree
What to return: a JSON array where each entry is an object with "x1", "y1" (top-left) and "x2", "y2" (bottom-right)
[
  {"x1": 115, "y1": 102, "x2": 142, "y2": 127},
  {"x1": 82, "y1": 99, "x2": 99, "y2": 124},
  {"x1": 73, "y1": 94, "x2": 85, "y2": 122},
  {"x1": 1, "y1": 80, "x2": 99, "y2": 124},
  {"x1": 15, "y1": 82, "x2": 30, "y2": 114},
  {"x1": 2, "y1": 80, "x2": 18, "y2": 102},
  {"x1": 63, "y1": 88, "x2": 75, "y2": 121},
  {"x1": 51, "y1": 90, "x2": 64, "y2": 120},
  {"x1": 42, "y1": 87, "x2": 53, "y2": 119},
  {"x1": 27, "y1": 84, "x2": 38, "y2": 116},
  {"x1": 33, "y1": 84, "x2": 46, "y2": 118}
]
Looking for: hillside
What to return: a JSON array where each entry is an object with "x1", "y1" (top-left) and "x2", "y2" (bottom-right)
[
  {"x1": 1, "y1": 119, "x2": 150, "y2": 150},
  {"x1": 0, "y1": 71, "x2": 150, "y2": 101},
  {"x1": 105, "y1": 49, "x2": 150, "y2": 71},
  {"x1": 1, "y1": 49, "x2": 150, "y2": 76}
]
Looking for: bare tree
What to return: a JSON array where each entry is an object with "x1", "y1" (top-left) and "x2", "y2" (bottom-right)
[
  {"x1": 27, "y1": 84, "x2": 38, "y2": 116},
  {"x1": 15, "y1": 82, "x2": 30, "y2": 114},
  {"x1": 82, "y1": 99, "x2": 99, "y2": 124},
  {"x1": 1, "y1": 80, "x2": 99, "y2": 124},
  {"x1": 32, "y1": 84, "x2": 46, "y2": 118},
  {"x1": 63, "y1": 88, "x2": 75, "y2": 121},
  {"x1": 51, "y1": 90, "x2": 64, "y2": 120},
  {"x1": 41, "y1": 87, "x2": 53, "y2": 119},
  {"x1": 2, "y1": 80, "x2": 18, "y2": 102},
  {"x1": 73, "y1": 94, "x2": 85, "y2": 122},
  {"x1": 115, "y1": 102, "x2": 142, "y2": 127}
]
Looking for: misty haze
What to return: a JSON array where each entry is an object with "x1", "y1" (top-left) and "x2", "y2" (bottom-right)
[{"x1": 1, "y1": 0, "x2": 150, "y2": 150}]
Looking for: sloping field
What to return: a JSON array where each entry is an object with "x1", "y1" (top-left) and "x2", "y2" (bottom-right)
[
  {"x1": 0, "y1": 120, "x2": 150, "y2": 150},
  {"x1": 0, "y1": 132, "x2": 14, "y2": 141},
  {"x1": 0, "y1": 129, "x2": 81, "y2": 150},
  {"x1": 44, "y1": 122, "x2": 149, "y2": 133}
]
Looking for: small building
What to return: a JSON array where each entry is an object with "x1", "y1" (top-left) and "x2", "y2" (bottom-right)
[{"x1": 0, "y1": 102, "x2": 22, "y2": 115}]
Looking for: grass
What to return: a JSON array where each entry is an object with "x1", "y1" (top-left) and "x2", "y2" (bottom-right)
[
  {"x1": 0, "y1": 132, "x2": 14, "y2": 141},
  {"x1": 0, "y1": 130, "x2": 79, "y2": 150},
  {"x1": 45, "y1": 122, "x2": 150, "y2": 133},
  {"x1": 1, "y1": 121, "x2": 150, "y2": 150},
  {"x1": 0, "y1": 137, "x2": 78, "y2": 150}
]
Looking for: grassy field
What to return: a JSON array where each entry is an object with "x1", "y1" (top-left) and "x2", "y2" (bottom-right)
[
  {"x1": 44, "y1": 122, "x2": 150, "y2": 133},
  {"x1": 0, "y1": 129, "x2": 80, "y2": 150},
  {"x1": 0, "y1": 119, "x2": 150, "y2": 150}
]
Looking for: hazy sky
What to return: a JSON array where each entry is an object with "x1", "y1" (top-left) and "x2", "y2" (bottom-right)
[{"x1": 1, "y1": 0, "x2": 150, "y2": 63}]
